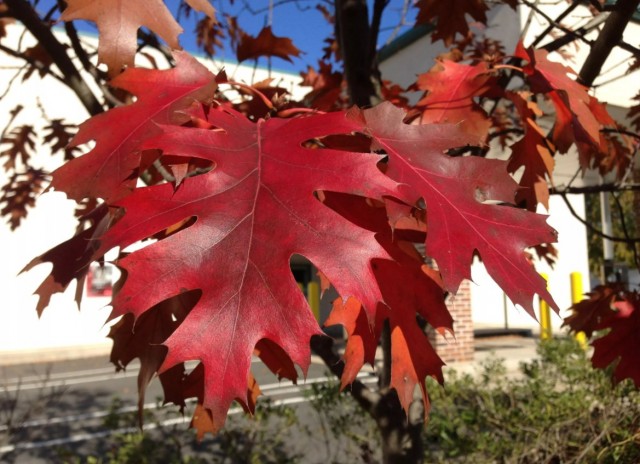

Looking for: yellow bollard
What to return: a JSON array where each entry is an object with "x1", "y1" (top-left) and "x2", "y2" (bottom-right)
[
  {"x1": 570, "y1": 272, "x2": 588, "y2": 350},
  {"x1": 539, "y1": 273, "x2": 552, "y2": 340},
  {"x1": 307, "y1": 281, "x2": 320, "y2": 322}
]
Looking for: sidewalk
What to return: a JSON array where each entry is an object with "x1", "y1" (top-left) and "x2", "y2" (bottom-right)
[
  {"x1": 445, "y1": 335, "x2": 539, "y2": 377},
  {"x1": 0, "y1": 334, "x2": 541, "y2": 378}
]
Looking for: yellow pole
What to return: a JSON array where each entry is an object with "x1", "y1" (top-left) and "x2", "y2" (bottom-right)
[
  {"x1": 539, "y1": 273, "x2": 552, "y2": 340},
  {"x1": 570, "y1": 272, "x2": 588, "y2": 350},
  {"x1": 307, "y1": 281, "x2": 320, "y2": 322}
]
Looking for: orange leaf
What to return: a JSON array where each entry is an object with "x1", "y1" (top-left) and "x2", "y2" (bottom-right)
[{"x1": 60, "y1": 0, "x2": 182, "y2": 75}]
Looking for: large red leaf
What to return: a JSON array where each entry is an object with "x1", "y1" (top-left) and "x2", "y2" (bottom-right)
[
  {"x1": 60, "y1": 0, "x2": 183, "y2": 76},
  {"x1": 49, "y1": 52, "x2": 217, "y2": 202},
  {"x1": 30, "y1": 60, "x2": 562, "y2": 430},
  {"x1": 95, "y1": 106, "x2": 399, "y2": 428},
  {"x1": 358, "y1": 103, "x2": 558, "y2": 316}
]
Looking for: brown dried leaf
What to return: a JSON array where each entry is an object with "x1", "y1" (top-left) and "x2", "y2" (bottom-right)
[
  {"x1": 0, "y1": 124, "x2": 36, "y2": 170},
  {"x1": 0, "y1": 168, "x2": 49, "y2": 230}
]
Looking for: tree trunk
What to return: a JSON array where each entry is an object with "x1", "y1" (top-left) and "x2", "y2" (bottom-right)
[
  {"x1": 577, "y1": 0, "x2": 640, "y2": 86},
  {"x1": 332, "y1": 3, "x2": 426, "y2": 462},
  {"x1": 375, "y1": 390, "x2": 425, "y2": 464},
  {"x1": 335, "y1": 0, "x2": 377, "y2": 107}
]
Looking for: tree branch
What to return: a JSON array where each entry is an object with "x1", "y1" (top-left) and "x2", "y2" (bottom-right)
[
  {"x1": 530, "y1": 0, "x2": 581, "y2": 48},
  {"x1": 310, "y1": 335, "x2": 380, "y2": 416},
  {"x1": 0, "y1": 42, "x2": 65, "y2": 82},
  {"x1": 611, "y1": 192, "x2": 640, "y2": 268},
  {"x1": 336, "y1": 0, "x2": 377, "y2": 107},
  {"x1": 578, "y1": 0, "x2": 640, "y2": 87},
  {"x1": 550, "y1": 183, "x2": 640, "y2": 194},
  {"x1": 4, "y1": 0, "x2": 104, "y2": 115},
  {"x1": 368, "y1": 0, "x2": 389, "y2": 72},
  {"x1": 521, "y1": 0, "x2": 594, "y2": 49},
  {"x1": 557, "y1": 191, "x2": 640, "y2": 243}
]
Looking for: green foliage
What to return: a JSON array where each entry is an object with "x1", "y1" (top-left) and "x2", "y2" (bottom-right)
[
  {"x1": 215, "y1": 398, "x2": 301, "y2": 464},
  {"x1": 424, "y1": 337, "x2": 640, "y2": 463},
  {"x1": 586, "y1": 192, "x2": 639, "y2": 275}
]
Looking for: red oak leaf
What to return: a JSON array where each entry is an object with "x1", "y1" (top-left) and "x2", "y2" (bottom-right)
[
  {"x1": 359, "y1": 103, "x2": 558, "y2": 316},
  {"x1": 49, "y1": 52, "x2": 217, "y2": 202},
  {"x1": 299, "y1": 61, "x2": 346, "y2": 111},
  {"x1": 0, "y1": 125, "x2": 36, "y2": 170},
  {"x1": 95, "y1": 106, "x2": 399, "y2": 428},
  {"x1": 109, "y1": 291, "x2": 199, "y2": 424},
  {"x1": 506, "y1": 91, "x2": 555, "y2": 210},
  {"x1": 22, "y1": 204, "x2": 111, "y2": 315},
  {"x1": 60, "y1": 0, "x2": 183, "y2": 76},
  {"x1": 515, "y1": 43, "x2": 604, "y2": 168},
  {"x1": 591, "y1": 293, "x2": 640, "y2": 387},
  {"x1": 563, "y1": 284, "x2": 621, "y2": 339},
  {"x1": 323, "y1": 192, "x2": 452, "y2": 415},
  {"x1": 236, "y1": 26, "x2": 301, "y2": 63},
  {"x1": 416, "y1": 0, "x2": 489, "y2": 46},
  {"x1": 413, "y1": 60, "x2": 495, "y2": 141},
  {"x1": 324, "y1": 297, "x2": 375, "y2": 389},
  {"x1": 0, "y1": 168, "x2": 48, "y2": 230},
  {"x1": 575, "y1": 97, "x2": 633, "y2": 178},
  {"x1": 29, "y1": 61, "x2": 562, "y2": 431},
  {"x1": 196, "y1": 17, "x2": 224, "y2": 56}
]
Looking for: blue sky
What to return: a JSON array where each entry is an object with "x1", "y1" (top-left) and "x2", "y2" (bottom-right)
[{"x1": 34, "y1": 0, "x2": 417, "y2": 74}]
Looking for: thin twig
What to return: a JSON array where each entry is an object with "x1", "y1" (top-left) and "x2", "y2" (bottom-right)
[
  {"x1": 556, "y1": 191, "x2": 640, "y2": 243},
  {"x1": 611, "y1": 192, "x2": 640, "y2": 269},
  {"x1": 530, "y1": 0, "x2": 581, "y2": 48},
  {"x1": 0, "y1": 42, "x2": 65, "y2": 82}
]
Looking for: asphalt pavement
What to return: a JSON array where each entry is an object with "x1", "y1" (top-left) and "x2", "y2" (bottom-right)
[{"x1": 0, "y1": 335, "x2": 539, "y2": 463}]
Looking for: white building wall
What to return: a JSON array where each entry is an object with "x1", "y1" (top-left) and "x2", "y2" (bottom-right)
[{"x1": 470, "y1": 194, "x2": 590, "y2": 332}]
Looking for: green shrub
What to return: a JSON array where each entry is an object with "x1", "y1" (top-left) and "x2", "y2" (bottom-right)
[{"x1": 424, "y1": 337, "x2": 640, "y2": 463}]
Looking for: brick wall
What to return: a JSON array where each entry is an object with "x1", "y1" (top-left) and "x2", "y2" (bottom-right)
[{"x1": 428, "y1": 279, "x2": 474, "y2": 363}]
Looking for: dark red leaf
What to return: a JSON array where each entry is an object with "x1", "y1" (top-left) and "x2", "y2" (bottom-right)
[{"x1": 236, "y1": 26, "x2": 301, "y2": 63}]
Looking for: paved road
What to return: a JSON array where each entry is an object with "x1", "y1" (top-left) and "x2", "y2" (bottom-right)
[
  {"x1": 0, "y1": 353, "x2": 379, "y2": 462},
  {"x1": 0, "y1": 335, "x2": 539, "y2": 462}
]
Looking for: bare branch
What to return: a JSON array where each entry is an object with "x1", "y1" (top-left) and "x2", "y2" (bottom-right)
[
  {"x1": 556, "y1": 191, "x2": 640, "y2": 243},
  {"x1": 578, "y1": 0, "x2": 640, "y2": 87},
  {"x1": 611, "y1": 192, "x2": 640, "y2": 268},
  {"x1": 551, "y1": 183, "x2": 640, "y2": 195},
  {"x1": 4, "y1": 0, "x2": 104, "y2": 115},
  {"x1": 0, "y1": 42, "x2": 65, "y2": 82},
  {"x1": 530, "y1": 0, "x2": 581, "y2": 48},
  {"x1": 310, "y1": 335, "x2": 380, "y2": 416}
]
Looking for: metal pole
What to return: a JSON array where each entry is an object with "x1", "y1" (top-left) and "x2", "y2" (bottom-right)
[
  {"x1": 570, "y1": 272, "x2": 588, "y2": 350},
  {"x1": 600, "y1": 191, "x2": 614, "y2": 282},
  {"x1": 539, "y1": 273, "x2": 552, "y2": 340}
]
